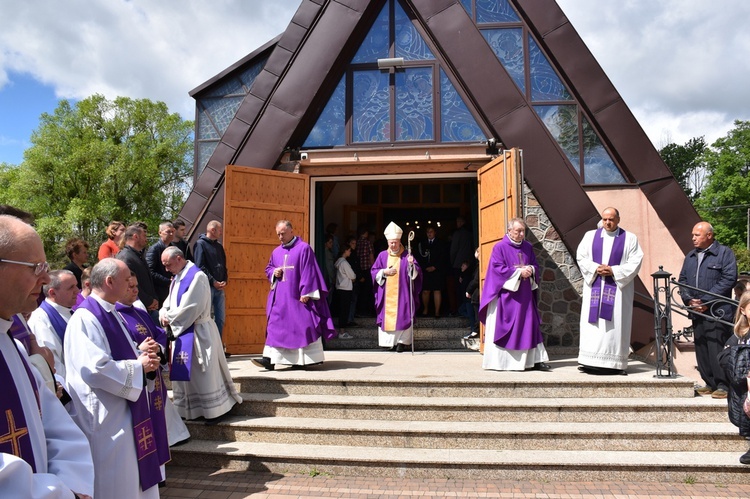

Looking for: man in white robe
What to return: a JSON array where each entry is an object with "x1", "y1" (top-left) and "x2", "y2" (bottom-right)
[
  {"x1": 0, "y1": 214, "x2": 94, "y2": 498},
  {"x1": 28, "y1": 269, "x2": 78, "y2": 379},
  {"x1": 160, "y1": 247, "x2": 242, "y2": 421},
  {"x1": 576, "y1": 207, "x2": 643, "y2": 375},
  {"x1": 65, "y1": 258, "x2": 163, "y2": 498}
]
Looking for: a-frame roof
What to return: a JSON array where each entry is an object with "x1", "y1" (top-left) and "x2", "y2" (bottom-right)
[{"x1": 180, "y1": 0, "x2": 698, "y2": 279}]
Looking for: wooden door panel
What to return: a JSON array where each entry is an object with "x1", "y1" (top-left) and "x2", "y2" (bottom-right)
[{"x1": 224, "y1": 166, "x2": 309, "y2": 354}]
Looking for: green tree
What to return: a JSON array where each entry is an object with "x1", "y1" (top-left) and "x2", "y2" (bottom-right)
[
  {"x1": 0, "y1": 94, "x2": 193, "y2": 265},
  {"x1": 694, "y1": 120, "x2": 750, "y2": 250},
  {"x1": 659, "y1": 136, "x2": 708, "y2": 201}
]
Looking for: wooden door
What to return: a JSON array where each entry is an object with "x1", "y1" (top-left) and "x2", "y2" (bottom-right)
[
  {"x1": 476, "y1": 148, "x2": 522, "y2": 352},
  {"x1": 223, "y1": 166, "x2": 310, "y2": 354}
]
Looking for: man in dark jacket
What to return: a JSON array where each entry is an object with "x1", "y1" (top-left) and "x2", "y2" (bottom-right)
[
  {"x1": 193, "y1": 220, "x2": 228, "y2": 342},
  {"x1": 116, "y1": 224, "x2": 158, "y2": 313},
  {"x1": 145, "y1": 221, "x2": 174, "y2": 307},
  {"x1": 678, "y1": 221, "x2": 737, "y2": 399}
]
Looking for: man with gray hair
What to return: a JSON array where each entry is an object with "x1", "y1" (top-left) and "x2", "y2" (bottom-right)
[
  {"x1": 65, "y1": 258, "x2": 165, "y2": 498},
  {"x1": 28, "y1": 269, "x2": 79, "y2": 379},
  {"x1": 0, "y1": 214, "x2": 94, "y2": 498}
]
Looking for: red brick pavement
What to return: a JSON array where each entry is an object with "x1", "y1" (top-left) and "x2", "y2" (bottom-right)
[{"x1": 162, "y1": 465, "x2": 750, "y2": 498}]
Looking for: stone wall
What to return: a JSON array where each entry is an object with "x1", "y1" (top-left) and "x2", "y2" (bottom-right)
[{"x1": 523, "y1": 183, "x2": 583, "y2": 348}]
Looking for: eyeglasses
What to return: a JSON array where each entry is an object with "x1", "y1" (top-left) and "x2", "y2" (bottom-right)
[{"x1": 0, "y1": 259, "x2": 50, "y2": 276}]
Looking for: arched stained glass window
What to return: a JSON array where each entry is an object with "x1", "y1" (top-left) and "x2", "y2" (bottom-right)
[
  {"x1": 481, "y1": 28, "x2": 525, "y2": 93},
  {"x1": 395, "y1": 1, "x2": 435, "y2": 61},
  {"x1": 529, "y1": 36, "x2": 571, "y2": 102},
  {"x1": 582, "y1": 117, "x2": 624, "y2": 184},
  {"x1": 441, "y1": 70, "x2": 483, "y2": 142},
  {"x1": 353, "y1": 70, "x2": 391, "y2": 143},
  {"x1": 352, "y1": 2, "x2": 390, "y2": 64},
  {"x1": 304, "y1": 77, "x2": 346, "y2": 148},
  {"x1": 534, "y1": 105, "x2": 580, "y2": 173},
  {"x1": 396, "y1": 67, "x2": 434, "y2": 141},
  {"x1": 476, "y1": 0, "x2": 520, "y2": 24}
]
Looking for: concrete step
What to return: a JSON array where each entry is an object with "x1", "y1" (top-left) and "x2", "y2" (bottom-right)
[
  {"x1": 325, "y1": 316, "x2": 471, "y2": 350},
  {"x1": 185, "y1": 416, "x2": 744, "y2": 452},
  {"x1": 170, "y1": 441, "x2": 750, "y2": 483},
  {"x1": 230, "y1": 393, "x2": 728, "y2": 423}
]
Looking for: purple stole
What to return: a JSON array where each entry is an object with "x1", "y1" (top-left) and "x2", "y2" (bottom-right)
[
  {"x1": 0, "y1": 331, "x2": 41, "y2": 471},
  {"x1": 78, "y1": 298, "x2": 162, "y2": 491},
  {"x1": 588, "y1": 228, "x2": 627, "y2": 323},
  {"x1": 169, "y1": 264, "x2": 200, "y2": 382},
  {"x1": 8, "y1": 315, "x2": 33, "y2": 353},
  {"x1": 116, "y1": 303, "x2": 171, "y2": 468},
  {"x1": 39, "y1": 301, "x2": 69, "y2": 342}
]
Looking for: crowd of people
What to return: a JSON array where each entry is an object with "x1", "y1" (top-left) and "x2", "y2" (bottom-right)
[{"x1": 0, "y1": 207, "x2": 239, "y2": 497}]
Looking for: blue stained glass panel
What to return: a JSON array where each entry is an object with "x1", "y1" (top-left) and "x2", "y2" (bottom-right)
[
  {"x1": 304, "y1": 76, "x2": 346, "y2": 148},
  {"x1": 477, "y1": 0, "x2": 520, "y2": 23},
  {"x1": 353, "y1": 70, "x2": 390, "y2": 143},
  {"x1": 201, "y1": 96, "x2": 244, "y2": 135},
  {"x1": 481, "y1": 28, "x2": 525, "y2": 93},
  {"x1": 202, "y1": 77, "x2": 244, "y2": 98},
  {"x1": 352, "y1": 2, "x2": 389, "y2": 63},
  {"x1": 197, "y1": 141, "x2": 219, "y2": 176},
  {"x1": 197, "y1": 108, "x2": 220, "y2": 141},
  {"x1": 582, "y1": 117, "x2": 625, "y2": 184},
  {"x1": 441, "y1": 70, "x2": 483, "y2": 142},
  {"x1": 395, "y1": 67, "x2": 433, "y2": 141},
  {"x1": 395, "y1": 1, "x2": 435, "y2": 61},
  {"x1": 534, "y1": 105, "x2": 580, "y2": 174},
  {"x1": 529, "y1": 36, "x2": 571, "y2": 102},
  {"x1": 239, "y1": 55, "x2": 268, "y2": 90},
  {"x1": 461, "y1": 0, "x2": 473, "y2": 17}
]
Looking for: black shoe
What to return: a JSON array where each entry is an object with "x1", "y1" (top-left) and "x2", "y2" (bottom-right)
[
  {"x1": 533, "y1": 362, "x2": 551, "y2": 371},
  {"x1": 251, "y1": 357, "x2": 274, "y2": 371},
  {"x1": 159, "y1": 480, "x2": 167, "y2": 488},
  {"x1": 741, "y1": 449, "x2": 750, "y2": 465},
  {"x1": 396, "y1": 343, "x2": 406, "y2": 353}
]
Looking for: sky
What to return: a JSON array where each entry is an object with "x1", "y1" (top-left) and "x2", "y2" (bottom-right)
[{"x1": 1, "y1": 0, "x2": 749, "y2": 166}]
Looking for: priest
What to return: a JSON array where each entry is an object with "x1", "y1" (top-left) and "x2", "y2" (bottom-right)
[
  {"x1": 252, "y1": 220, "x2": 336, "y2": 371},
  {"x1": 160, "y1": 247, "x2": 242, "y2": 421},
  {"x1": 371, "y1": 222, "x2": 422, "y2": 352},
  {"x1": 479, "y1": 218, "x2": 550, "y2": 371},
  {"x1": 0, "y1": 214, "x2": 94, "y2": 499},
  {"x1": 64, "y1": 258, "x2": 164, "y2": 498},
  {"x1": 576, "y1": 207, "x2": 643, "y2": 375}
]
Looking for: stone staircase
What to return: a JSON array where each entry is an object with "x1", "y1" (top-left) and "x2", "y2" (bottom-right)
[{"x1": 168, "y1": 352, "x2": 750, "y2": 483}]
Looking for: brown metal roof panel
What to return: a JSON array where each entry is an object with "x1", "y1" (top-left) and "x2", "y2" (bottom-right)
[
  {"x1": 234, "y1": 104, "x2": 302, "y2": 168},
  {"x1": 278, "y1": 20, "x2": 310, "y2": 53},
  {"x1": 410, "y1": 0, "x2": 455, "y2": 19},
  {"x1": 221, "y1": 119, "x2": 252, "y2": 150},
  {"x1": 179, "y1": 192, "x2": 208, "y2": 225},
  {"x1": 513, "y1": 0, "x2": 567, "y2": 37},
  {"x1": 193, "y1": 165, "x2": 222, "y2": 198},
  {"x1": 234, "y1": 93, "x2": 266, "y2": 125},
  {"x1": 205, "y1": 142, "x2": 236, "y2": 174},
  {"x1": 335, "y1": 0, "x2": 371, "y2": 12},
  {"x1": 263, "y1": 46, "x2": 294, "y2": 78},
  {"x1": 249, "y1": 70, "x2": 280, "y2": 102},
  {"x1": 292, "y1": 1, "x2": 324, "y2": 28}
]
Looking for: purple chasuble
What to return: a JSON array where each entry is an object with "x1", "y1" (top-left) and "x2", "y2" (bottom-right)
[
  {"x1": 478, "y1": 235, "x2": 543, "y2": 350},
  {"x1": 265, "y1": 237, "x2": 336, "y2": 349},
  {"x1": 0, "y1": 330, "x2": 41, "y2": 471},
  {"x1": 39, "y1": 300, "x2": 69, "y2": 342},
  {"x1": 78, "y1": 298, "x2": 163, "y2": 491},
  {"x1": 588, "y1": 228, "x2": 627, "y2": 323},
  {"x1": 168, "y1": 264, "x2": 200, "y2": 381},
  {"x1": 371, "y1": 250, "x2": 423, "y2": 331},
  {"x1": 116, "y1": 303, "x2": 170, "y2": 468}
]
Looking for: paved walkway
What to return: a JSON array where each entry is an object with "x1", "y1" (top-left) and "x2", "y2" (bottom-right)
[{"x1": 162, "y1": 466, "x2": 750, "y2": 498}]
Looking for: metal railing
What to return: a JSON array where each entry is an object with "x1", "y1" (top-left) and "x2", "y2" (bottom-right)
[{"x1": 651, "y1": 266, "x2": 737, "y2": 378}]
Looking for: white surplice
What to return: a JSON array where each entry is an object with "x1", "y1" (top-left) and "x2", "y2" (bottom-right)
[
  {"x1": 160, "y1": 261, "x2": 241, "y2": 420},
  {"x1": 576, "y1": 227, "x2": 643, "y2": 370},
  {"x1": 28, "y1": 300, "x2": 71, "y2": 379},
  {"x1": 1, "y1": 318, "x2": 94, "y2": 498},
  {"x1": 64, "y1": 294, "x2": 161, "y2": 499}
]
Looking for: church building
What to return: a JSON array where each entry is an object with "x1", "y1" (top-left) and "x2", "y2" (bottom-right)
[{"x1": 177, "y1": 0, "x2": 698, "y2": 355}]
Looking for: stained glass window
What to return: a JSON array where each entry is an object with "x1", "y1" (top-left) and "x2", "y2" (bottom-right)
[
  {"x1": 461, "y1": 0, "x2": 473, "y2": 17},
  {"x1": 201, "y1": 96, "x2": 244, "y2": 136},
  {"x1": 197, "y1": 108, "x2": 220, "y2": 141},
  {"x1": 482, "y1": 28, "x2": 525, "y2": 93},
  {"x1": 534, "y1": 105, "x2": 580, "y2": 173},
  {"x1": 239, "y1": 55, "x2": 268, "y2": 90},
  {"x1": 197, "y1": 141, "x2": 218, "y2": 177},
  {"x1": 582, "y1": 117, "x2": 625, "y2": 184},
  {"x1": 476, "y1": 0, "x2": 520, "y2": 23},
  {"x1": 352, "y1": 70, "x2": 390, "y2": 143},
  {"x1": 304, "y1": 77, "x2": 346, "y2": 148},
  {"x1": 202, "y1": 77, "x2": 244, "y2": 99},
  {"x1": 396, "y1": 68, "x2": 434, "y2": 141},
  {"x1": 441, "y1": 70, "x2": 483, "y2": 142},
  {"x1": 352, "y1": 2, "x2": 390, "y2": 64},
  {"x1": 395, "y1": 1, "x2": 435, "y2": 61},
  {"x1": 529, "y1": 36, "x2": 571, "y2": 102}
]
